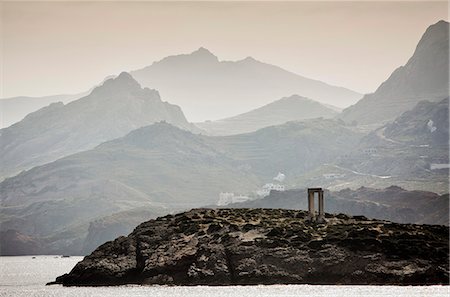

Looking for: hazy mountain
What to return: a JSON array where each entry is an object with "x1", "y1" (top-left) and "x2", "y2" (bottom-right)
[
  {"x1": 81, "y1": 208, "x2": 170, "y2": 255},
  {"x1": 0, "y1": 119, "x2": 362, "y2": 254},
  {"x1": 383, "y1": 97, "x2": 449, "y2": 147},
  {"x1": 130, "y1": 47, "x2": 361, "y2": 121},
  {"x1": 296, "y1": 98, "x2": 449, "y2": 194},
  {"x1": 0, "y1": 122, "x2": 261, "y2": 254},
  {"x1": 0, "y1": 72, "x2": 196, "y2": 179},
  {"x1": 344, "y1": 98, "x2": 449, "y2": 178},
  {"x1": 0, "y1": 229, "x2": 42, "y2": 256},
  {"x1": 207, "y1": 119, "x2": 362, "y2": 179},
  {"x1": 0, "y1": 93, "x2": 87, "y2": 129},
  {"x1": 0, "y1": 75, "x2": 118, "y2": 129},
  {"x1": 228, "y1": 187, "x2": 449, "y2": 225},
  {"x1": 196, "y1": 95, "x2": 339, "y2": 135},
  {"x1": 340, "y1": 20, "x2": 449, "y2": 125}
]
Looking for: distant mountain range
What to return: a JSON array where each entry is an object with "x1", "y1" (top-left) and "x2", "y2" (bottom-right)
[
  {"x1": 0, "y1": 19, "x2": 448, "y2": 257},
  {"x1": 0, "y1": 119, "x2": 361, "y2": 254},
  {"x1": 340, "y1": 20, "x2": 449, "y2": 125},
  {"x1": 130, "y1": 47, "x2": 361, "y2": 121},
  {"x1": 0, "y1": 75, "x2": 117, "y2": 129},
  {"x1": 0, "y1": 93, "x2": 87, "y2": 129},
  {"x1": 1, "y1": 48, "x2": 361, "y2": 128},
  {"x1": 196, "y1": 95, "x2": 339, "y2": 135},
  {"x1": 0, "y1": 72, "x2": 196, "y2": 179}
]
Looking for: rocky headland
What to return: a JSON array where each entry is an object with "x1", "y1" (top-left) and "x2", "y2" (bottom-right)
[{"x1": 51, "y1": 208, "x2": 449, "y2": 286}]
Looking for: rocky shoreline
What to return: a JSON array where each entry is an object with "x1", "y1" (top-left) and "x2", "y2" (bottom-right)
[{"x1": 50, "y1": 208, "x2": 449, "y2": 286}]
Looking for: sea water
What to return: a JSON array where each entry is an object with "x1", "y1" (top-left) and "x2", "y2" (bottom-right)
[{"x1": 0, "y1": 256, "x2": 448, "y2": 297}]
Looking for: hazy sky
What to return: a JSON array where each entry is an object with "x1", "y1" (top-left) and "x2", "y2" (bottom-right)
[{"x1": 1, "y1": 1, "x2": 448, "y2": 99}]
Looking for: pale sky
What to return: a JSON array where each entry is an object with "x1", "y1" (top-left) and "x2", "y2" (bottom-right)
[{"x1": 1, "y1": 1, "x2": 448, "y2": 98}]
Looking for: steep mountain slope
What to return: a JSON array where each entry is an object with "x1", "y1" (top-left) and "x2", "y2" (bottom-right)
[
  {"x1": 0, "y1": 75, "x2": 118, "y2": 129},
  {"x1": 228, "y1": 187, "x2": 449, "y2": 226},
  {"x1": 0, "y1": 120, "x2": 362, "y2": 254},
  {"x1": 131, "y1": 47, "x2": 361, "y2": 121},
  {"x1": 196, "y1": 95, "x2": 338, "y2": 135},
  {"x1": 0, "y1": 72, "x2": 196, "y2": 179},
  {"x1": 340, "y1": 20, "x2": 449, "y2": 125},
  {"x1": 383, "y1": 97, "x2": 449, "y2": 146},
  {"x1": 296, "y1": 98, "x2": 449, "y2": 194},
  {"x1": 341, "y1": 98, "x2": 449, "y2": 177}
]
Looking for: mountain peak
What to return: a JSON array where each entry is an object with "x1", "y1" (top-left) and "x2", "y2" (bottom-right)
[
  {"x1": 110, "y1": 71, "x2": 139, "y2": 85},
  {"x1": 114, "y1": 121, "x2": 200, "y2": 150},
  {"x1": 339, "y1": 20, "x2": 449, "y2": 125},
  {"x1": 234, "y1": 56, "x2": 260, "y2": 65},
  {"x1": 192, "y1": 47, "x2": 214, "y2": 55},
  {"x1": 116, "y1": 71, "x2": 134, "y2": 81},
  {"x1": 279, "y1": 94, "x2": 311, "y2": 102},
  {"x1": 416, "y1": 19, "x2": 449, "y2": 51},
  {"x1": 189, "y1": 47, "x2": 219, "y2": 62},
  {"x1": 432, "y1": 19, "x2": 449, "y2": 27},
  {"x1": 93, "y1": 71, "x2": 142, "y2": 95}
]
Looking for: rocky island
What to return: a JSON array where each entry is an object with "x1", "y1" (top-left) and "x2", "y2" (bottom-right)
[{"x1": 50, "y1": 208, "x2": 449, "y2": 286}]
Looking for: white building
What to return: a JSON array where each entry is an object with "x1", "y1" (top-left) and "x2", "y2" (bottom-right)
[
  {"x1": 217, "y1": 192, "x2": 251, "y2": 206},
  {"x1": 256, "y1": 183, "x2": 286, "y2": 197}
]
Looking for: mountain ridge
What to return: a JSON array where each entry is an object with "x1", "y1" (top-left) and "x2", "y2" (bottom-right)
[
  {"x1": 131, "y1": 47, "x2": 362, "y2": 121},
  {"x1": 0, "y1": 72, "x2": 196, "y2": 179},
  {"x1": 196, "y1": 94, "x2": 338, "y2": 135},
  {"x1": 0, "y1": 119, "x2": 362, "y2": 254},
  {"x1": 339, "y1": 20, "x2": 449, "y2": 125}
]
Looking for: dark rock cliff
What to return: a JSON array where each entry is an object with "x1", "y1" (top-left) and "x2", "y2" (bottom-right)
[{"x1": 51, "y1": 208, "x2": 449, "y2": 286}]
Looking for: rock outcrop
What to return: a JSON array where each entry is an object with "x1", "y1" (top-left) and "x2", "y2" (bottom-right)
[{"x1": 51, "y1": 208, "x2": 449, "y2": 286}]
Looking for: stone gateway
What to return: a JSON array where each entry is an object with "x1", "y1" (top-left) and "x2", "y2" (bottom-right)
[{"x1": 307, "y1": 188, "x2": 324, "y2": 223}]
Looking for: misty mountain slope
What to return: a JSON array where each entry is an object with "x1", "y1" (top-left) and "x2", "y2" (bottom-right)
[
  {"x1": 80, "y1": 207, "x2": 169, "y2": 255},
  {"x1": 0, "y1": 93, "x2": 87, "y2": 129},
  {"x1": 130, "y1": 47, "x2": 361, "y2": 121},
  {"x1": 0, "y1": 123, "x2": 261, "y2": 249},
  {"x1": 0, "y1": 119, "x2": 363, "y2": 254},
  {"x1": 0, "y1": 123, "x2": 260, "y2": 209},
  {"x1": 227, "y1": 187, "x2": 449, "y2": 225},
  {"x1": 340, "y1": 20, "x2": 449, "y2": 125},
  {"x1": 0, "y1": 75, "x2": 119, "y2": 129},
  {"x1": 0, "y1": 72, "x2": 197, "y2": 179},
  {"x1": 383, "y1": 97, "x2": 449, "y2": 146},
  {"x1": 195, "y1": 95, "x2": 339, "y2": 135},
  {"x1": 295, "y1": 98, "x2": 449, "y2": 194},
  {"x1": 345, "y1": 98, "x2": 449, "y2": 176},
  {"x1": 206, "y1": 118, "x2": 363, "y2": 179}
]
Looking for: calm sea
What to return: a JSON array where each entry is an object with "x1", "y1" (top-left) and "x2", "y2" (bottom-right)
[{"x1": 0, "y1": 256, "x2": 448, "y2": 297}]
